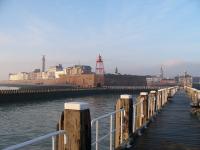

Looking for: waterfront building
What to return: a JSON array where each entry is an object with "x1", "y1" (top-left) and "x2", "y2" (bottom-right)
[
  {"x1": 60, "y1": 73, "x2": 104, "y2": 88},
  {"x1": 47, "y1": 64, "x2": 63, "y2": 79},
  {"x1": 28, "y1": 72, "x2": 41, "y2": 80},
  {"x1": 41, "y1": 72, "x2": 48, "y2": 79},
  {"x1": 9, "y1": 72, "x2": 29, "y2": 80},
  {"x1": 33, "y1": 69, "x2": 41, "y2": 73},
  {"x1": 160, "y1": 79, "x2": 176, "y2": 84},
  {"x1": 146, "y1": 76, "x2": 162, "y2": 86},
  {"x1": 48, "y1": 64, "x2": 63, "y2": 72},
  {"x1": 104, "y1": 74, "x2": 146, "y2": 86},
  {"x1": 64, "y1": 65, "x2": 92, "y2": 75},
  {"x1": 55, "y1": 71, "x2": 65, "y2": 79}
]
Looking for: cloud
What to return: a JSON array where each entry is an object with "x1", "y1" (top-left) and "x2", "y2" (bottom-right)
[{"x1": 163, "y1": 59, "x2": 184, "y2": 67}]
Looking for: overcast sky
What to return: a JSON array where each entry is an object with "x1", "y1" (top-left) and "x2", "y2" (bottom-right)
[{"x1": 0, "y1": 0, "x2": 200, "y2": 80}]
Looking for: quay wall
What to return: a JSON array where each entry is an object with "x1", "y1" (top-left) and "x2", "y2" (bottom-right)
[{"x1": 104, "y1": 74, "x2": 147, "y2": 86}]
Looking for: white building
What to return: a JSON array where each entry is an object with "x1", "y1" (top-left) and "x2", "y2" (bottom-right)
[
  {"x1": 146, "y1": 76, "x2": 162, "y2": 86},
  {"x1": 55, "y1": 71, "x2": 65, "y2": 79},
  {"x1": 47, "y1": 64, "x2": 63, "y2": 79},
  {"x1": 42, "y1": 72, "x2": 48, "y2": 79},
  {"x1": 9, "y1": 72, "x2": 29, "y2": 80},
  {"x1": 64, "y1": 65, "x2": 92, "y2": 75}
]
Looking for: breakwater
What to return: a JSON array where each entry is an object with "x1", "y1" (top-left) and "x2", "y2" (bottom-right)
[{"x1": 0, "y1": 87, "x2": 157, "y2": 102}]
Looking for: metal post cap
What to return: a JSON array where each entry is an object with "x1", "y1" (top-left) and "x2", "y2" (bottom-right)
[
  {"x1": 150, "y1": 91, "x2": 156, "y2": 94},
  {"x1": 120, "y1": 94, "x2": 132, "y2": 99},
  {"x1": 64, "y1": 102, "x2": 89, "y2": 110},
  {"x1": 140, "y1": 92, "x2": 148, "y2": 96}
]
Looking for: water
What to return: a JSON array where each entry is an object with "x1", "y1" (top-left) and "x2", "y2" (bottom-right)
[
  {"x1": 0, "y1": 94, "x2": 132, "y2": 149},
  {"x1": 132, "y1": 91, "x2": 200, "y2": 150}
]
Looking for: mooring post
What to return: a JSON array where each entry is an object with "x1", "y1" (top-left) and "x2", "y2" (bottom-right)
[
  {"x1": 58, "y1": 102, "x2": 91, "y2": 150},
  {"x1": 168, "y1": 88, "x2": 172, "y2": 99},
  {"x1": 115, "y1": 94, "x2": 133, "y2": 149},
  {"x1": 140, "y1": 92, "x2": 148, "y2": 125},
  {"x1": 135, "y1": 96, "x2": 142, "y2": 131},
  {"x1": 149, "y1": 91, "x2": 157, "y2": 117},
  {"x1": 197, "y1": 91, "x2": 200, "y2": 104},
  {"x1": 157, "y1": 90, "x2": 162, "y2": 111},
  {"x1": 163, "y1": 89, "x2": 167, "y2": 105},
  {"x1": 161, "y1": 90, "x2": 164, "y2": 107}
]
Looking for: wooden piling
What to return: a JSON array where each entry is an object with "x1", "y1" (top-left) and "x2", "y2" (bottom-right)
[
  {"x1": 149, "y1": 91, "x2": 157, "y2": 118},
  {"x1": 135, "y1": 96, "x2": 143, "y2": 131},
  {"x1": 115, "y1": 94, "x2": 133, "y2": 149},
  {"x1": 140, "y1": 92, "x2": 148, "y2": 124},
  {"x1": 157, "y1": 90, "x2": 162, "y2": 111},
  {"x1": 57, "y1": 102, "x2": 91, "y2": 150}
]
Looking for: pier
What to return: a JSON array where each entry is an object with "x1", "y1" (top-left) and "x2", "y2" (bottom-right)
[
  {"x1": 131, "y1": 90, "x2": 200, "y2": 150},
  {"x1": 6, "y1": 86, "x2": 194, "y2": 150}
]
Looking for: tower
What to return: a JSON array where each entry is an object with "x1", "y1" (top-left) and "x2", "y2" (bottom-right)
[
  {"x1": 115, "y1": 67, "x2": 118, "y2": 74},
  {"x1": 42, "y1": 55, "x2": 45, "y2": 72},
  {"x1": 95, "y1": 54, "x2": 105, "y2": 75},
  {"x1": 160, "y1": 65, "x2": 164, "y2": 79}
]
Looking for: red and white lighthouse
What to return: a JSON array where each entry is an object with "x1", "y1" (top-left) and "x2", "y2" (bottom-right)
[{"x1": 95, "y1": 54, "x2": 105, "y2": 75}]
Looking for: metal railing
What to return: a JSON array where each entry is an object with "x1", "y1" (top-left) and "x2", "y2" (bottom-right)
[
  {"x1": 132, "y1": 95, "x2": 158, "y2": 133},
  {"x1": 3, "y1": 130, "x2": 67, "y2": 150},
  {"x1": 132, "y1": 98, "x2": 144, "y2": 132},
  {"x1": 91, "y1": 108, "x2": 125, "y2": 150}
]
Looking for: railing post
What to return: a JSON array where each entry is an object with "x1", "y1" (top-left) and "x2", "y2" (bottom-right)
[
  {"x1": 57, "y1": 102, "x2": 91, "y2": 150},
  {"x1": 56, "y1": 111, "x2": 64, "y2": 150},
  {"x1": 132, "y1": 105, "x2": 136, "y2": 133},
  {"x1": 115, "y1": 94, "x2": 133, "y2": 149}
]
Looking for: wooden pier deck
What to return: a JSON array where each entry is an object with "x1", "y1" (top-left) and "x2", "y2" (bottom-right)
[{"x1": 130, "y1": 90, "x2": 200, "y2": 150}]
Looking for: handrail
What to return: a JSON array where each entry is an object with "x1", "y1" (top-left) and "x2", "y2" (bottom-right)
[
  {"x1": 3, "y1": 130, "x2": 67, "y2": 150},
  {"x1": 91, "y1": 108, "x2": 124, "y2": 125},
  {"x1": 91, "y1": 108, "x2": 125, "y2": 150}
]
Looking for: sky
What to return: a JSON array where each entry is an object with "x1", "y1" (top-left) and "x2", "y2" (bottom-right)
[{"x1": 0, "y1": 0, "x2": 200, "y2": 80}]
